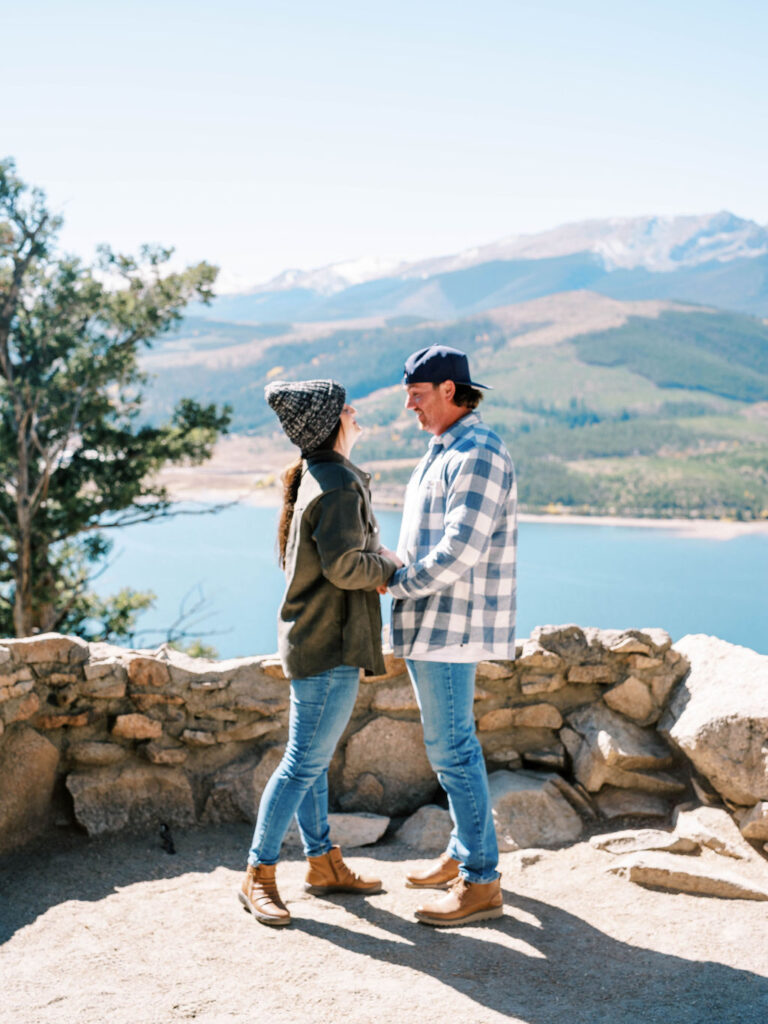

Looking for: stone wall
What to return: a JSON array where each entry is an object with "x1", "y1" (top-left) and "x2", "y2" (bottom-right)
[{"x1": 1, "y1": 625, "x2": 765, "y2": 859}]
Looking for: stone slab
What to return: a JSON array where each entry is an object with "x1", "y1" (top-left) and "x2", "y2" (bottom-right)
[
  {"x1": 594, "y1": 787, "x2": 671, "y2": 820},
  {"x1": 673, "y1": 805, "x2": 761, "y2": 862},
  {"x1": 607, "y1": 850, "x2": 768, "y2": 900},
  {"x1": 590, "y1": 828, "x2": 697, "y2": 855},
  {"x1": 68, "y1": 741, "x2": 127, "y2": 767}
]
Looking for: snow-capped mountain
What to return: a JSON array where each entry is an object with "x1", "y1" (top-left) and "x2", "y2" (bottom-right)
[
  {"x1": 200, "y1": 211, "x2": 768, "y2": 324},
  {"x1": 401, "y1": 212, "x2": 768, "y2": 277},
  {"x1": 250, "y1": 256, "x2": 410, "y2": 297},
  {"x1": 246, "y1": 212, "x2": 768, "y2": 297}
]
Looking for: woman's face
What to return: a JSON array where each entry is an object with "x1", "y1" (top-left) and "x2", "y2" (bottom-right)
[{"x1": 337, "y1": 403, "x2": 363, "y2": 454}]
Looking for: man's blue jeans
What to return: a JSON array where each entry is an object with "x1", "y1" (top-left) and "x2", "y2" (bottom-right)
[
  {"x1": 247, "y1": 664, "x2": 359, "y2": 866},
  {"x1": 406, "y1": 659, "x2": 499, "y2": 883}
]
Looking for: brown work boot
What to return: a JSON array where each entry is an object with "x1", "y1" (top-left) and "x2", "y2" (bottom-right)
[
  {"x1": 304, "y1": 845, "x2": 382, "y2": 895},
  {"x1": 415, "y1": 875, "x2": 503, "y2": 927},
  {"x1": 405, "y1": 852, "x2": 460, "y2": 890},
  {"x1": 239, "y1": 864, "x2": 291, "y2": 926}
]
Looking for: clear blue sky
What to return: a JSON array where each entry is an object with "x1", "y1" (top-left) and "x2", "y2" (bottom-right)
[{"x1": 3, "y1": 0, "x2": 767, "y2": 289}]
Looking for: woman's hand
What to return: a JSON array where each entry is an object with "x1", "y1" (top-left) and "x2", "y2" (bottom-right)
[
  {"x1": 379, "y1": 545, "x2": 403, "y2": 568},
  {"x1": 377, "y1": 546, "x2": 403, "y2": 593}
]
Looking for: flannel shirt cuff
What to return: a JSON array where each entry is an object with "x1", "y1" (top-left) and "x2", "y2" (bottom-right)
[
  {"x1": 387, "y1": 565, "x2": 417, "y2": 598},
  {"x1": 387, "y1": 566, "x2": 411, "y2": 598}
]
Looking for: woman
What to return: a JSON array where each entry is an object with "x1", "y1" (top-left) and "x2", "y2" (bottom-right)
[{"x1": 240, "y1": 379, "x2": 401, "y2": 927}]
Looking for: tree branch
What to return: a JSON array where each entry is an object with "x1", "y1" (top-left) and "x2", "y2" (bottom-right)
[
  {"x1": 29, "y1": 386, "x2": 86, "y2": 513},
  {"x1": 82, "y1": 499, "x2": 237, "y2": 532},
  {"x1": 131, "y1": 583, "x2": 230, "y2": 646}
]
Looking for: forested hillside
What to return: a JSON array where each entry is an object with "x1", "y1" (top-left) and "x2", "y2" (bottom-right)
[{"x1": 143, "y1": 294, "x2": 768, "y2": 519}]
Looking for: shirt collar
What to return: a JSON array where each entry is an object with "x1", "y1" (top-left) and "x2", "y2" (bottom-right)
[{"x1": 434, "y1": 411, "x2": 479, "y2": 450}]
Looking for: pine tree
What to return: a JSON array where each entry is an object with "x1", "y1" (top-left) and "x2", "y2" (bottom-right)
[{"x1": 0, "y1": 158, "x2": 231, "y2": 638}]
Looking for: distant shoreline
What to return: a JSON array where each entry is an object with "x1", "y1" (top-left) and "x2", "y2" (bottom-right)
[
  {"x1": 155, "y1": 431, "x2": 768, "y2": 541},
  {"x1": 516, "y1": 512, "x2": 768, "y2": 539},
  {"x1": 160, "y1": 480, "x2": 768, "y2": 539}
]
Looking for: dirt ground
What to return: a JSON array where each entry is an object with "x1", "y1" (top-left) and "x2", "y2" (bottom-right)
[{"x1": 2, "y1": 823, "x2": 767, "y2": 1024}]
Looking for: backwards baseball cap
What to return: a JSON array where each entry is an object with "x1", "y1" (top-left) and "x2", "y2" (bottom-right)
[
  {"x1": 403, "y1": 345, "x2": 491, "y2": 389},
  {"x1": 264, "y1": 379, "x2": 346, "y2": 453}
]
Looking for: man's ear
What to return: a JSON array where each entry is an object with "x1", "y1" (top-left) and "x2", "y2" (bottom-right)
[{"x1": 441, "y1": 380, "x2": 456, "y2": 402}]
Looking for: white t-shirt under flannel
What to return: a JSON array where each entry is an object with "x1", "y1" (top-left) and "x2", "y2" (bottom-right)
[{"x1": 389, "y1": 412, "x2": 517, "y2": 660}]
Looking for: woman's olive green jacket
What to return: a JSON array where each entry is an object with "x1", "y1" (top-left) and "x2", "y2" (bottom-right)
[{"x1": 277, "y1": 451, "x2": 398, "y2": 680}]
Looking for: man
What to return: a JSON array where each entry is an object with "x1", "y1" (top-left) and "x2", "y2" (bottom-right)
[{"x1": 385, "y1": 344, "x2": 517, "y2": 926}]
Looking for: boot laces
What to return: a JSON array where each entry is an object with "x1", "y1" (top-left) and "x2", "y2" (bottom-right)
[
  {"x1": 336, "y1": 860, "x2": 363, "y2": 885},
  {"x1": 450, "y1": 877, "x2": 470, "y2": 898}
]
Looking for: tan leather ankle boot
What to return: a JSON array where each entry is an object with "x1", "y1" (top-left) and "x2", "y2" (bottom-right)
[
  {"x1": 415, "y1": 876, "x2": 503, "y2": 927},
  {"x1": 239, "y1": 864, "x2": 291, "y2": 926},
  {"x1": 304, "y1": 845, "x2": 382, "y2": 895},
  {"x1": 405, "y1": 852, "x2": 460, "y2": 889}
]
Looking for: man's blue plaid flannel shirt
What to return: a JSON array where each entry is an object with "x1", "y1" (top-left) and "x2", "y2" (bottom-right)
[{"x1": 389, "y1": 412, "x2": 517, "y2": 659}]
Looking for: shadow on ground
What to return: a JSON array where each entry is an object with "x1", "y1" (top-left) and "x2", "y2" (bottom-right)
[
  {"x1": 294, "y1": 887, "x2": 768, "y2": 1024},
  {"x1": 0, "y1": 821, "x2": 253, "y2": 942},
  {"x1": 2, "y1": 824, "x2": 767, "y2": 1024}
]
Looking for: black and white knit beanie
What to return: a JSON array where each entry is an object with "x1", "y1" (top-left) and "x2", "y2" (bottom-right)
[{"x1": 264, "y1": 379, "x2": 346, "y2": 453}]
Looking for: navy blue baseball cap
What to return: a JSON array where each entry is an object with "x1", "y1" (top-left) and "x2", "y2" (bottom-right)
[{"x1": 403, "y1": 345, "x2": 491, "y2": 389}]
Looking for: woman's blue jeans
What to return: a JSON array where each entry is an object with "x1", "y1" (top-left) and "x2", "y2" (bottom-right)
[
  {"x1": 247, "y1": 664, "x2": 359, "y2": 866},
  {"x1": 406, "y1": 659, "x2": 499, "y2": 884}
]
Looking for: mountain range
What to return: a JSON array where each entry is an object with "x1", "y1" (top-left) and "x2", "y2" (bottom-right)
[{"x1": 201, "y1": 212, "x2": 768, "y2": 323}]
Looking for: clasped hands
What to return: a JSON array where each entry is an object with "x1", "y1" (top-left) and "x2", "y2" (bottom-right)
[{"x1": 377, "y1": 545, "x2": 403, "y2": 594}]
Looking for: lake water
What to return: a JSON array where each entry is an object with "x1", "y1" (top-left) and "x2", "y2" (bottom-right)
[{"x1": 93, "y1": 505, "x2": 768, "y2": 658}]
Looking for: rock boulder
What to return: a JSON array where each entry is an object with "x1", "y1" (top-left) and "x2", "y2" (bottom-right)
[
  {"x1": 67, "y1": 764, "x2": 196, "y2": 835},
  {"x1": 396, "y1": 804, "x2": 453, "y2": 853},
  {"x1": 201, "y1": 746, "x2": 284, "y2": 823},
  {"x1": 661, "y1": 635, "x2": 768, "y2": 805},
  {"x1": 489, "y1": 769, "x2": 583, "y2": 850},
  {"x1": 740, "y1": 802, "x2": 768, "y2": 841},
  {"x1": 284, "y1": 812, "x2": 389, "y2": 849},
  {"x1": 0, "y1": 725, "x2": 60, "y2": 853},
  {"x1": 567, "y1": 703, "x2": 679, "y2": 793},
  {"x1": 341, "y1": 718, "x2": 437, "y2": 815}
]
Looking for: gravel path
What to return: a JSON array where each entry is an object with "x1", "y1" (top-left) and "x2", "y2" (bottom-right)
[{"x1": 2, "y1": 824, "x2": 767, "y2": 1024}]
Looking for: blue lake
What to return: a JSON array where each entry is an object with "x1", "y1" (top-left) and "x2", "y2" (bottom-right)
[{"x1": 93, "y1": 505, "x2": 768, "y2": 658}]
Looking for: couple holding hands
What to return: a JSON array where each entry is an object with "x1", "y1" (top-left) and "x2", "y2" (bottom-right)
[{"x1": 240, "y1": 344, "x2": 517, "y2": 928}]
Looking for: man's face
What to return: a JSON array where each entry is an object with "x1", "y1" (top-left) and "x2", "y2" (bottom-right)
[{"x1": 404, "y1": 381, "x2": 457, "y2": 435}]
